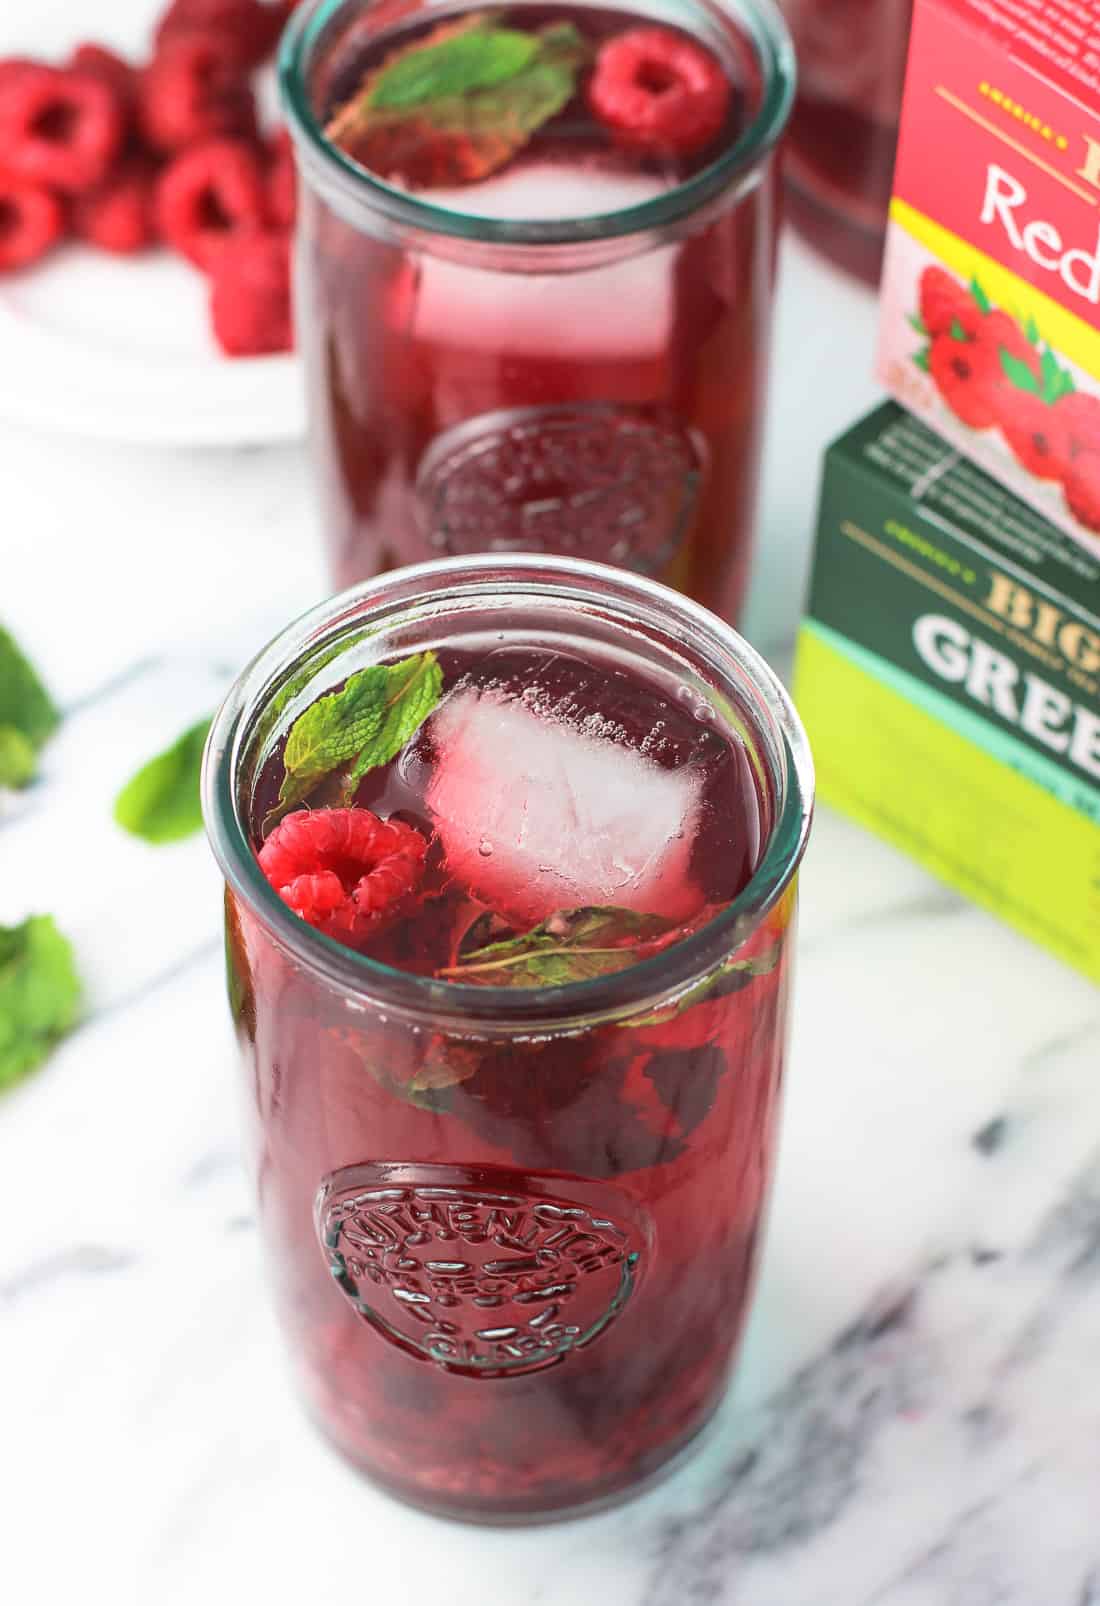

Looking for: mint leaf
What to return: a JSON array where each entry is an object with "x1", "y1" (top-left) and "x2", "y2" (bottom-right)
[
  {"x1": 440, "y1": 906, "x2": 676, "y2": 988},
  {"x1": 368, "y1": 25, "x2": 539, "y2": 110},
  {"x1": 908, "y1": 312, "x2": 928, "y2": 336},
  {"x1": 999, "y1": 347, "x2": 1041, "y2": 394},
  {"x1": 328, "y1": 20, "x2": 588, "y2": 187},
  {"x1": 270, "y1": 650, "x2": 442, "y2": 826},
  {"x1": 0, "y1": 624, "x2": 59, "y2": 787},
  {"x1": 913, "y1": 345, "x2": 931, "y2": 373},
  {"x1": 0, "y1": 725, "x2": 36, "y2": 789},
  {"x1": 970, "y1": 275, "x2": 992, "y2": 314},
  {"x1": 0, "y1": 916, "x2": 81, "y2": 1092},
  {"x1": 627, "y1": 944, "x2": 781, "y2": 1027},
  {"x1": 114, "y1": 717, "x2": 211, "y2": 844}
]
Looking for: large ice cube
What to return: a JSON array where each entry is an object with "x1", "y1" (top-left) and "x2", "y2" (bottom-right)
[
  {"x1": 426, "y1": 687, "x2": 703, "y2": 926},
  {"x1": 412, "y1": 163, "x2": 675, "y2": 361}
]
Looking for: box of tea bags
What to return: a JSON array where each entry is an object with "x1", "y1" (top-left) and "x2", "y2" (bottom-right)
[
  {"x1": 877, "y1": 0, "x2": 1100, "y2": 558},
  {"x1": 794, "y1": 401, "x2": 1100, "y2": 983}
]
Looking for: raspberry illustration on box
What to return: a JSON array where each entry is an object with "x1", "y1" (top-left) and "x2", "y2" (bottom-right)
[
  {"x1": 911, "y1": 265, "x2": 1100, "y2": 533},
  {"x1": 0, "y1": 0, "x2": 301, "y2": 356}
]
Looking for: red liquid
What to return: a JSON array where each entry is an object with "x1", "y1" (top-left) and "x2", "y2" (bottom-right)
[
  {"x1": 230, "y1": 642, "x2": 794, "y2": 1519},
  {"x1": 296, "y1": 3, "x2": 779, "y2": 622},
  {"x1": 778, "y1": 0, "x2": 912, "y2": 284}
]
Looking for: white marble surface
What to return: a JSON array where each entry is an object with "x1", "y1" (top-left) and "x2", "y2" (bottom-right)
[{"x1": 3, "y1": 89, "x2": 1100, "y2": 1605}]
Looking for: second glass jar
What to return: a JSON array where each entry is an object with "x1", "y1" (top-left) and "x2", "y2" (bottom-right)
[{"x1": 281, "y1": 0, "x2": 794, "y2": 624}]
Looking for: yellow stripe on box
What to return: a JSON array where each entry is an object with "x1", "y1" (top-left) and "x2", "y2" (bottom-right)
[
  {"x1": 890, "y1": 197, "x2": 1100, "y2": 375},
  {"x1": 793, "y1": 624, "x2": 1100, "y2": 985}
]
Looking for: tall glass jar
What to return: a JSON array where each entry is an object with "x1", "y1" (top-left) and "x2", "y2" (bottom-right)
[
  {"x1": 779, "y1": 0, "x2": 913, "y2": 284},
  {"x1": 279, "y1": 0, "x2": 795, "y2": 624},
  {"x1": 203, "y1": 555, "x2": 813, "y2": 1522}
]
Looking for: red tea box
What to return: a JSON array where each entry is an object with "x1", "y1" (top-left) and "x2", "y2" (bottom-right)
[{"x1": 878, "y1": 0, "x2": 1100, "y2": 557}]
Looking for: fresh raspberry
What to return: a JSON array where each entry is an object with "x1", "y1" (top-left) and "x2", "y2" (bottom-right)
[
  {"x1": 0, "y1": 178, "x2": 65, "y2": 272},
  {"x1": 155, "y1": 138, "x2": 268, "y2": 271},
  {"x1": 155, "y1": 0, "x2": 287, "y2": 70},
  {"x1": 266, "y1": 127, "x2": 296, "y2": 230},
  {"x1": 69, "y1": 44, "x2": 138, "y2": 116},
  {"x1": 1054, "y1": 390, "x2": 1100, "y2": 460},
  {"x1": 997, "y1": 390, "x2": 1071, "y2": 481},
  {"x1": 928, "y1": 332, "x2": 1002, "y2": 430},
  {"x1": 0, "y1": 58, "x2": 36, "y2": 90},
  {"x1": 209, "y1": 230, "x2": 293, "y2": 355},
  {"x1": 1063, "y1": 451, "x2": 1100, "y2": 533},
  {"x1": 139, "y1": 35, "x2": 255, "y2": 154},
  {"x1": 259, "y1": 808, "x2": 427, "y2": 943},
  {"x1": 588, "y1": 26, "x2": 731, "y2": 156},
  {"x1": 73, "y1": 158, "x2": 156, "y2": 255},
  {"x1": 0, "y1": 65, "x2": 125, "y2": 194},
  {"x1": 918, "y1": 265, "x2": 982, "y2": 339}
]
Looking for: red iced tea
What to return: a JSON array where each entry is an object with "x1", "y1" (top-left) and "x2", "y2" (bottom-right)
[
  {"x1": 206, "y1": 558, "x2": 812, "y2": 1521},
  {"x1": 778, "y1": 0, "x2": 912, "y2": 283},
  {"x1": 281, "y1": 0, "x2": 794, "y2": 621}
]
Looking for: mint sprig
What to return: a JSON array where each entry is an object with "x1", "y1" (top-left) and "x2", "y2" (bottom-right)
[
  {"x1": 0, "y1": 624, "x2": 59, "y2": 790},
  {"x1": 328, "y1": 18, "x2": 589, "y2": 187},
  {"x1": 440, "y1": 905, "x2": 676, "y2": 988},
  {"x1": 115, "y1": 717, "x2": 212, "y2": 844},
  {"x1": 0, "y1": 916, "x2": 81, "y2": 1092},
  {"x1": 268, "y1": 650, "x2": 442, "y2": 828}
]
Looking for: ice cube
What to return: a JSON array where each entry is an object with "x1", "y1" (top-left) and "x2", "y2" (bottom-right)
[
  {"x1": 412, "y1": 163, "x2": 675, "y2": 360},
  {"x1": 426, "y1": 687, "x2": 703, "y2": 927}
]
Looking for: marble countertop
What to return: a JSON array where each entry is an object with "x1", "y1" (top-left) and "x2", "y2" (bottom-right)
[{"x1": 3, "y1": 213, "x2": 1099, "y2": 1606}]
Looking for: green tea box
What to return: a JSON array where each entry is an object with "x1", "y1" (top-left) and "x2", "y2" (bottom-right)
[{"x1": 794, "y1": 401, "x2": 1100, "y2": 984}]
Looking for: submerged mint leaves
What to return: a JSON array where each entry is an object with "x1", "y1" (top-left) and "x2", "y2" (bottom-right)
[
  {"x1": 115, "y1": 717, "x2": 212, "y2": 844},
  {"x1": 0, "y1": 624, "x2": 60, "y2": 790},
  {"x1": 268, "y1": 650, "x2": 442, "y2": 828},
  {"x1": 440, "y1": 905, "x2": 676, "y2": 988},
  {"x1": 0, "y1": 916, "x2": 81, "y2": 1092}
]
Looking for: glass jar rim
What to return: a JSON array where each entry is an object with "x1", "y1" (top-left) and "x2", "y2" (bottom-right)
[
  {"x1": 202, "y1": 556, "x2": 814, "y2": 1030},
  {"x1": 278, "y1": 0, "x2": 795, "y2": 249}
]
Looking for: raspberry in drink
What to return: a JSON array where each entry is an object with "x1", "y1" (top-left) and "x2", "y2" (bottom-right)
[
  {"x1": 204, "y1": 556, "x2": 813, "y2": 1521},
  {"x1": 279, "y1": 0, "x2": 795, "y2": 621}
]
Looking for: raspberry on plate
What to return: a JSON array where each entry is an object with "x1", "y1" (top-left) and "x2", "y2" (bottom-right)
[
  {"x1": 588, "y1": 25, "x2": 731, "y2": 156},
  {"x1": 259, "y1": 807, "x2": 427, "y2": 942},
  {"x1": 139, "y1": 34, "x2": 255, "y2": 153},
  {"x1": 1062, "y1": 451, "x2": 1100, "y2": 533},
  {"x1": 0, "y1": 178, "x2": 65, "y2": 272},
  {"x1": 155, "y1": 137, "x2": 268, "y2": 271},
  {"x1": 997, "y1": 390, "x2": 1070, "y2": 482},
  {"x1": 155, "y1": 0, "x2": 288, "y2": 70},
  {"x1": 918, "y1": 265, "x2": 981, "y2": 339},
  {"x1": 74, "y1": 158, "x2": 157, "y2": 256},
  {"x1": 0, "y1": 64, "x2": 125, "y2": 194},
  {"x1": 209, "y1": 230, "x2": 293, "y2": 355}
]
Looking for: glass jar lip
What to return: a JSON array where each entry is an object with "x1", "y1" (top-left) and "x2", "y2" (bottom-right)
[
  {"x1": 202, "y1": 556, "x2": 814, "y2": 1029},
  {"x1": 278, "y1": 0, "x2": 795, "y2": 248}
]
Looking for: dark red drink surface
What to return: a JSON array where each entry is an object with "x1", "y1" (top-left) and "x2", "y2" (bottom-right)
[
  {"x1": 296, "y1": 2, "x2": 778, "y2": 624},
  {"x1": 231, "y1": 641, "x2": 794, "y2": 1519},
  {"x1": 778, "y1": 0, "x2": 913, "y2": 284}
]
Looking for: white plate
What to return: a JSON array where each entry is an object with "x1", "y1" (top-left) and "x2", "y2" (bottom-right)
[{"x1": 0, "y1": 0, "x2": 306, "y2": 447}]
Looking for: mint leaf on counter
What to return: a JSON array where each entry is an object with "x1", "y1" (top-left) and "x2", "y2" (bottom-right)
[
  {"x1": 0, "y1": 624, "x2": 59, "y2": 788},
  {"x1": 114, "y1": 717, "x2": 211, "y2": 844},
  {"x1": 440, "y1": 905, "x2": 675, "y2": 988},
  {"x1": 0, "y1": 916, "x2": 81, "y2": 1092},
  {"x1": 269, "y1": 650, "x2": 442, "y2": 827}
]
